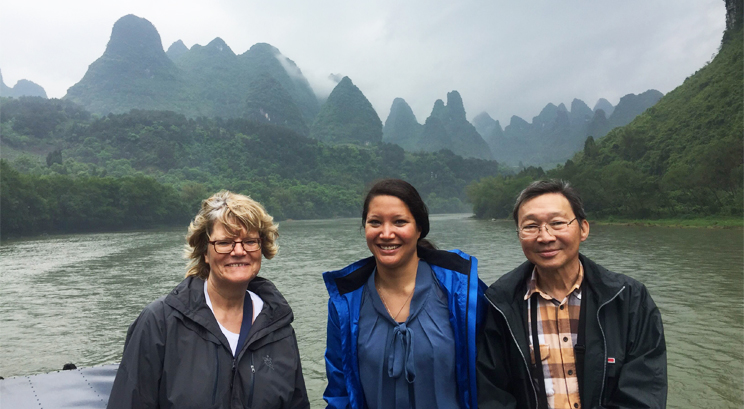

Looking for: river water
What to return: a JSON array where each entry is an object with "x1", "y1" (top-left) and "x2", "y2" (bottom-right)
[{"x1": 1, "y1": 214, "x2": 742, "y2": 408}]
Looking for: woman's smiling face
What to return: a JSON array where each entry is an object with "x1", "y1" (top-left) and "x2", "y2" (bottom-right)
[
  {"x1": 364, "y1": 195, "x2": 421, "y2": 274},
  {"x1": 205, "y1": 222, "x2": 262, "y2": 288}
]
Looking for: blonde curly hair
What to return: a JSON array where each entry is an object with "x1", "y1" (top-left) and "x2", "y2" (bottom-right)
[{"x1": 185, "y1": 190, "x2": 278, "y2": 279}]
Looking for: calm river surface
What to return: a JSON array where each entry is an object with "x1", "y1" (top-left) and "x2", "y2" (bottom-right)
[{"x1": 1, "y1": 214, "x2": 742, "y2": 408}]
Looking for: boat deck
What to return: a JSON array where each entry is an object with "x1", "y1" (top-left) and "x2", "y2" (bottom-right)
[{"x1": 0, "y1": 364, "x2": 118, "y2": 409}]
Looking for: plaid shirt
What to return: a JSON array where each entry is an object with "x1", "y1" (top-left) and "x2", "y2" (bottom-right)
[{"x1": 524, "y1": 265, "x2": 584, "y2": 409}]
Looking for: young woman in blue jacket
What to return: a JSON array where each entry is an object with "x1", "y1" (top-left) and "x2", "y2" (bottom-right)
[{"x1": 323, "y1": 179, "x2": 484, "y2": 409}]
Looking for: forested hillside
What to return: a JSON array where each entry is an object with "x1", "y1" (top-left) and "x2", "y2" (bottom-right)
[
  {"x1": 383, "y1": 98, "x2": 422, "y2": 151},
  {"x1": 1, "y1": 161, "x2": 189, "y2": 235},
  {"x1": 55, "y1": 13, "x2": 665, "y2": 168},
  {"x1": 1, "y1": 98, "x2": 502, "y2": 237},
  {"x1": 64, "y1": 15, "x2": 319, "y2": 130},
  {"x1": 468, "y1": 21, "x2": 742, "y2": 220},
  {"x1": 309, "y1": 77, "x2": 382, "y2": 145}
]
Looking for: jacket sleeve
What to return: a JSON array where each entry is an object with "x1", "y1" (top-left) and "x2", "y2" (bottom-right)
[
  {"x1": 602, "y1": 285, "x2": 667, "y2": 409},
  {"x1": 107, "y1": 305, "x2": 166, "y2": 409},
  {"x1": 323, "y1": 300, "x2": 351, "y2": 409},
  {"x1": 287, "y1": 327, "x2": 311, "y2": 409},
  {"x1": 476, "y1": 303, "x2": 518, "y2": 409}
]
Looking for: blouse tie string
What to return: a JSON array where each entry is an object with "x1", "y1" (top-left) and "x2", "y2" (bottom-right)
[
  {"x1": 388, "y1": 323, "x2": 416, "y2": 409},
  {"x1": 387, "y1": 322, "x2": 415, "y2": 383}
]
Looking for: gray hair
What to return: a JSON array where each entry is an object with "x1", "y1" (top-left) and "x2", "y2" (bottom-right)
[{"x1": 512, "y1": 179, "x2": 587, "y2": 224}]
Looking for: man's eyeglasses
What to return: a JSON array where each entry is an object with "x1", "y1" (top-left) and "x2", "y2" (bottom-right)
[
  {"x1": 209, "y1": 238, "x2": 262, "y2": 254},
  {"x1": 516, "y1": 218, "x2": 578, "y2": 239}
]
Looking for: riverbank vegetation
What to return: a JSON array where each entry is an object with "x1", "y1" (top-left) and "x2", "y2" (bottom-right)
[
  {"x1": 1, "y1": 102, "x2": 504, "y2": 237},
  {"x1": 592, "y1": 216, "x2": 743, "y2": 228},
  {"x1": 1, "y1": 160, "x2": 190, "y2": 235}
]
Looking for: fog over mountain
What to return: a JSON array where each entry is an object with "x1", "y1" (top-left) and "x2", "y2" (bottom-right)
[
  {"x1": 64, "y1": 15, "x2": 319, "y2": 133},
  {"x1": 45, "y1": 13, "x2": 673, "y2": 166},
  {"x1": 470, "y1": 91, "x2": 664, "y2": 167},
  {"x1": 0, "y1": 0, "x2": 725, "y2": 125},
  {"x1": 384, "y1": 91, "x2": 492, "y2": 160}
]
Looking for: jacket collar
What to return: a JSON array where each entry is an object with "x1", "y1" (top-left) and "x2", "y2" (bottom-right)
[
  {"x1": 245, "y1": 277, "x2": 294, "y2": 340},
  {"x1": 486, "y1": 253, "x2": 624, "y2": 309},
  {"x1": 164, "y1": 276, "x2": 218, "y2": 335},
  {"x1": 164, "y1": 276, "x2": 294, "y2": 342},
  {"x1": 577, "y1": 254, "x2": 626, "y2": 302},
  {"x1": 324, "y1": 257, "x2": 376, "y2": 296},
  {"x1": 324, "y1": 246, "x2": 473, "y2": 296}
]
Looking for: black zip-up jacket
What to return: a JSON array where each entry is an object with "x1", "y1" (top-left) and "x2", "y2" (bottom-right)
[
  {"x1": 477, "y1": 254, "x2": 667, "y2": 409},
  {"x1": 108, "y1": 276, "x2": 309, "y2": 409}
]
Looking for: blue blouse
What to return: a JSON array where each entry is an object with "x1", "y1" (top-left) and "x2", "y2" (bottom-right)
[{"x1": 357, "y1": 260, "x2": 459, "y2": 409}]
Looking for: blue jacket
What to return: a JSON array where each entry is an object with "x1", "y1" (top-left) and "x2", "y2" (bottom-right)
[{"x1": 323, "y1": 246, "x2": 485, "y2": 409}]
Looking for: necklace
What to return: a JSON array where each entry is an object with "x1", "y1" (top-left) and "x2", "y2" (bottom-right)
[{"x1": 376, "y1": 285, "x2": 414, "y2": 321}]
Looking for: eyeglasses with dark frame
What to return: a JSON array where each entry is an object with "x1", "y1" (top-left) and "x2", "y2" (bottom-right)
[
  {"x1": 208, "y1": 238, "x2": 262, "y2": 254},
  {"x1": 516, "y1": 218, "x2": 578, "y2": 239}
]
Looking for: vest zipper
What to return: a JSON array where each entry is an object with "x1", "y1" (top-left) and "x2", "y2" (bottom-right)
[
  {"x1": 485, "y1": 295, "x2": 539, "y2": 408},
  {"x1": 596, "y1": 286, "x2": 625, "y2": 405}
]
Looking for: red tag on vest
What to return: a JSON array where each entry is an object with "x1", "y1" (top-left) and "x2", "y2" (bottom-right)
[{"x1": 607, "y1": 357, "x2": 616, "y2": 363}]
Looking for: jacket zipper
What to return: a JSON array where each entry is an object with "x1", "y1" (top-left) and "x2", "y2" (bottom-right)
[
  {"x1": 229, "y1": 356, "x2": 236, "y2": 405},
  {"x1": 247, "y1": 352, "x2": 256, "y2": 407},
  {"x1": 596, "y1": 286, "x2": 625, "y2": 405},
  {"x1": 465, "y1": 260, "x2": 473, "y2": 409},
  {"x1": 485, "y1": 295, "x2": 539, "y2": 408},
  {"x1": 212, "y1": 345, "x2": 220, "y2": 405}
]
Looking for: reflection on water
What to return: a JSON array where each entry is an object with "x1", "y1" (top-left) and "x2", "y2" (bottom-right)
[{"x1": 1, "y1": 216, "x2": 742, "y2": 408}]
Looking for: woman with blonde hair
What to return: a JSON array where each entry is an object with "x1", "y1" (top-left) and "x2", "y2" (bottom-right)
[{"x1": 109, "y1": 190, "x2": 309, "y2": 409}]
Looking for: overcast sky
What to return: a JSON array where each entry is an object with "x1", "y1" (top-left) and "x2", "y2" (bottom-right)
[{"x1": 0, "y1": 0, "x2": 726, "y2": 124}]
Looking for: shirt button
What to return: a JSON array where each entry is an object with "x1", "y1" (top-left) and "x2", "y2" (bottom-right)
[
  {"x1": 574, "y1": 404, "x2": 579, "y2": 408},
  {"x1": 560, "y1": 305, "x2": 564, "y2": 310},
  {"x1": 568, "y1": 369, "x2": 573, "y2": 375},
  {"x1": 563, "y1": 337, "x2": 569, "y2": 342}
]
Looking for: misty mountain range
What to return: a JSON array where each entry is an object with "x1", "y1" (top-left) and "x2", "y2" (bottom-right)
[
  {"x1": 472, "y1": 90, "x2": 663, "y2": 166},
  {"x1": 62, "y1": 15, "x2": 319, "y2": 137},
  {"x1": 383, "y1": 90, "x2": 662, "y2": 166},
  {"x1": 382, "y1": 91, "x2": 493, "y2": 160},
  {"x1": 2, "y1": 14, "x2": 662, "y2": 167}
]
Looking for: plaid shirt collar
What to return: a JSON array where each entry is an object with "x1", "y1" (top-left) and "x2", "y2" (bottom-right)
[{"x1": 524, "y1": 263, "x2": 584, "y2": 302}]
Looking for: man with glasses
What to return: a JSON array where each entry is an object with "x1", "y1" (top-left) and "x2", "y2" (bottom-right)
[{"x1": 476, "y1": 179, "x2": 667, "y2": 409}]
